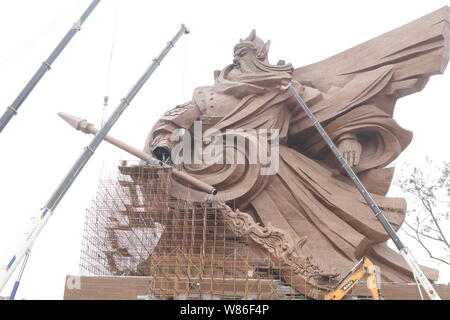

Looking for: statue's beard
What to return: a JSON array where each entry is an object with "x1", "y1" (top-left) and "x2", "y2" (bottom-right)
[{"x1": 236, "y1": 57, "x2": 261, "y2": 73}]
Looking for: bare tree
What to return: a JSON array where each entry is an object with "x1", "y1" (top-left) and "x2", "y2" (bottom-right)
[{"x1": 396, "y1": 159, "x2": 450, "y2": 266}]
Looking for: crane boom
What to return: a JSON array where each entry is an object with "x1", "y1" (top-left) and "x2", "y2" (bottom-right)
[
  {"x1": 0, "y1": 0, "x2": 101, "y2": 134},
  {"x1": 0, "y1": 24, "x2": 189, "y2": 295}
]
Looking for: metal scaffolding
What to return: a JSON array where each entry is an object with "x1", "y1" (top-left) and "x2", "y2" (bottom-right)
[{"x1": 80, "y1": 161, "x2": 406, "y2": 300}]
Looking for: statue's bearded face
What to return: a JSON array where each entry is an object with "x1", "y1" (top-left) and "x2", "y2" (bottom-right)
[
  {"x1": 228, "y1": 31, "x2": 292, "y2": 76},
  {"x1": 233, "y1": 45, "x2": 256, "y2": 65},
  {"x1": 232, "y1": 44, "x2": 262, "y2": 73}
]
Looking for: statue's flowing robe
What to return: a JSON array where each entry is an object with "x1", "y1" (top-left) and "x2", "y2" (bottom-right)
[
  {"x1": 145, "y1": 66, "x2": 435, "y2": 283},
  {"x1": 144, "y1": 7, "x2": 449, "y2": 290}
]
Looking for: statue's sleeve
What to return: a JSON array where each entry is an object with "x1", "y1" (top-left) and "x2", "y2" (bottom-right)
[
  {"x1": 288, "y1": 68, "x2": 412, "y2": 178},
  {"x1": 293, "y1": 6, "x2": 449, "y2": 117},
  {"x1": 299, "y1": 104, "x2": 412, "y2": 171},
  {"x1": 143, "y1": 101, "x2": 200, "y2": 157}
]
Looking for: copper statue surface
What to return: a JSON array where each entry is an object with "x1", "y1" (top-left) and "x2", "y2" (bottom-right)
[{"x1": 144, "y1": 7, "x2": 450, "y2": 294}]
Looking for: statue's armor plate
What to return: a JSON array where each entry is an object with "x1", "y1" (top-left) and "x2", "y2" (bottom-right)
[
  {"x1": 193, "y1": 86, "x2": 241, "y2": 118},
  {"x1": 161, "y1": 101, "x2": 194, "y2": 120}
]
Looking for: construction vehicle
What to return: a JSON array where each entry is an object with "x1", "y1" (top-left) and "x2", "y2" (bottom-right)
[{"x1": 324, "y1": 257, "x2": 380, "y2": 300}]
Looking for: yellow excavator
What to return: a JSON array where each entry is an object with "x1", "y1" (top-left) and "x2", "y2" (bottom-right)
[{"x1": 325, "y1": 257, "x2": 381, "y2": 300}]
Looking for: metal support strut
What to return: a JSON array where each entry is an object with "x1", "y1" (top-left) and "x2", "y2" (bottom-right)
[
  {"x1": 283, "y1": 82, "x2": 441, "y2": 300},
  {"x1": 0, "y1": 24, "x2": 189, "y2": 297},
  {"x1": 0, "y1": 0, "x2": 101, "y2": 134},
  {"x1": 8, "y1": 250, "x2": 30, "y2": 300}
]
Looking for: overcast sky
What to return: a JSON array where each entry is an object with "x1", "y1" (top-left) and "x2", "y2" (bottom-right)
[{"x1": 0, "y1": 0, "x2": 449, "y2": 299}]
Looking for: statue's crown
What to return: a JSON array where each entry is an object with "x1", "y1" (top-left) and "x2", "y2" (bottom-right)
[{"x1": 234, "y1": 29, "x2": 271, "y2": 62}]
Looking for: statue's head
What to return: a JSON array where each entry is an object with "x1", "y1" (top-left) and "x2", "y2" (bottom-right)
[
  {"x1": 228, "y1": 30, "x2": 293, "y2": 76},
  {"x1": 233, "y1": 29, "x2": 271, "y2": 67}
]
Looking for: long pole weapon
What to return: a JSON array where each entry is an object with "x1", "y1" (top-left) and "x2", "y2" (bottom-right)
[
  {"x1": 57, "y1": 111, "x2": 217, "y2": 195},
  {"x1": 0, "y1": 0, "x2": 101, "y2": 134},
  {"x1": 0, "y1": 25, "x2": 189, "y2": 297}
]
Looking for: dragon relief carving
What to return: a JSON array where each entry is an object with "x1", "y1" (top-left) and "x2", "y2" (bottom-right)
[{"x1": 215, "y1": 200, "x2": 332, "y2": 284}]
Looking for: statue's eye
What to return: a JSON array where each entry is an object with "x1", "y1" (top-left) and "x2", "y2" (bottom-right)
[{"x1": 237, "y1": 48, "x2": 247, "y2": 57}]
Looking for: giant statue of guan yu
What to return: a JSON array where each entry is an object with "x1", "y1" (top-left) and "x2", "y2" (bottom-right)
[{"x1": 144, "y1": 7, "x2": 450, "y2": 297}]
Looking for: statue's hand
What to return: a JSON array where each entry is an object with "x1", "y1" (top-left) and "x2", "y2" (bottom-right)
[
  {"x1": 153, "y1": 145, "x2": 173, "y2": 164},
  {"x1": 337, "y1": 136, "x2": 362, "y2": 167}
]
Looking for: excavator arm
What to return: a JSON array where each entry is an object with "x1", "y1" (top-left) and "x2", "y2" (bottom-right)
[{"x1": 324, "y1": 257, "x2": 380, "y2": 300}]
